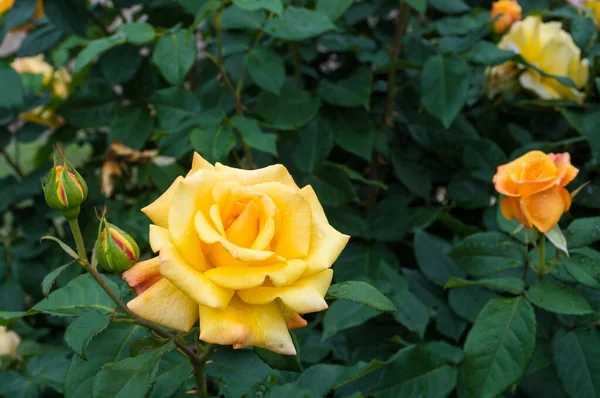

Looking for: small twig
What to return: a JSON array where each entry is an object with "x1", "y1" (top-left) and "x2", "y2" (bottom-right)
[
  {"x1": 194, "y1": 345, "x2": 215, "y2": 398},
  {"x1": 2, "y1": 148, "x2": 24, "y2": 180}
]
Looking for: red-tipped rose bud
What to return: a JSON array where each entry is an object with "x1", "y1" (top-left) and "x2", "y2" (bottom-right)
[
  {"x1": 96, "y1": 216, "x2": 140, "y2": 274},
  {"x1": 43, "y1": 145, "x2": 88, "y2": 219}
]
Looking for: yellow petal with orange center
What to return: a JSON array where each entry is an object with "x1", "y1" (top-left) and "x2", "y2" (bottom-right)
[
  {"x1": 142, "y1": 176, "x2": 184, "y2": 228},
  {"x1": 237, "y1": 269, "x2": 332, "y2": 314},
  {"x1": 199, "y1": 295, "x2": 295, "y2": 355},
  {"x1": 243, "y1": 182, "x2": 312, "y2": 259},
  {"x1": 149, "y1": 225, "x2": 172, "y2": 253},
  {"x1": 226, "y1": 201, "x2": 259, "y2": 248},
  {"x1": 127, "y1": 278, "x2": 198, "y2": 332},
  {"x1": 122, "y1": 256, "x2": 161, "y2": 295},
  {"x1": 204, "y1": 259, "x2": 307, "y2": 290},
  {"x1": 520, "y1": 186, "x2": 567, "y2": 233},
  {"x1": 298, "y1": 186, "x2": 350, "y2": 275},
  {"x1": 194, "y1": 210, "x2": 277, "y2": 264},
  {"x1": 159, "y1": 244, "x2": 234, "y2": 309}
]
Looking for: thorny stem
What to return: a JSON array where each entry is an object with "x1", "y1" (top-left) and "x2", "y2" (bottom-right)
[
  {"x1": 538, "y1": 234, "x2": 546, "y2": 280},
  {"x1": 66, "y1": 217, "x2": 212, "y2": 393}
]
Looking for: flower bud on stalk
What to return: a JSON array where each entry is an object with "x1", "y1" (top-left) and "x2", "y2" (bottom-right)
[
  {"x1": 96, "y1": 217, "x2": 140, "y2": 274},
  {"x1": 43, "y1": 145, "x2": 88, "y2": 220}
]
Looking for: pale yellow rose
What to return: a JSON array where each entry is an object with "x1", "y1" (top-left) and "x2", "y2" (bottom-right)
[
  {"x1": 0, "y1": 327, "x2": 20, "y2": 358},
  {"x1": 11, "y1": 55, "x2": 71, "y2": 128},
  {"x1": 489, "y1": 16, "x2": 589, "y2": 103},
  {"x1": 123, "y1": 153, "x2": 350, "y2": 355}
]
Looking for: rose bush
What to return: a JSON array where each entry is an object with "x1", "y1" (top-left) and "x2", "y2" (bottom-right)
[
  {"x1": 124, "y1": 153, "x2": 348, "y2": 354},
  {"x1": 2, "y1": 1, "x2": 600, "y2": 397}
]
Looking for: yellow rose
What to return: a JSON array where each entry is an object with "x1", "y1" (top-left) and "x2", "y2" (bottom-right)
[
  {"x1": 0, "y1": 327, "x2": 20, "y2": 358},
  {"x1": 490, "y1": 16, "x2": 589, "y2": 103},
  {"x1": 11, "y1": 55, "x2": 71, "y2": 128},
  {"x1": 585, "y1": 1, "x2": 600, "y2": 22},
  {"x1": 123, "y1": 153, "x2": 350, "y2": 354}
]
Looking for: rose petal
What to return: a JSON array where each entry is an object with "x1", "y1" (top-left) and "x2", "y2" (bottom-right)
[
  {"x1": 127, "y1": 278, "x2": 198, "y2": 332},
  {"x1": 237, "y1": 269, "x2": 332, "y2": 314},
  {"x1": 188, "y1": 152, "x2": 214, "y2": 176},
  {"x1": 204, "y1": 259, "x2": 307, "y2": 290},
  {"x1": 199, "y1": 295, "x2": 296, "y2": 355},
  {"x1": 520, "y1": 186, "x2": 567, "y2": 233},
  {"x1": 159, "y1": 244, "x2": 234, "y2": 309},
  {"x1": 214, "y1": 163, "x2": 298, "y2": 189},
  {"x1": 298, "y1": 186, "x2": 350, "y2": 275},
  {"x1": 142, "y1": 176, "x2": 184, "y2": 228},
  {"x1": 122, "y1": 256, "x2": 161, "y2": 295},
  {"x1": 149, "y1": 225, "x2": 172, "y2": 253}
]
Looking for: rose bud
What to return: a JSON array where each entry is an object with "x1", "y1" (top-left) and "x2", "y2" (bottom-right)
[
  {"x1": 43, "y1": 145, "x2": 88, "y2": 220},
  {"x1": 96, "y1": 217, "x2": 140, "y2": 274},
  {"x1": 490, "y1": 0, "x2": 522, "y2": 34}
]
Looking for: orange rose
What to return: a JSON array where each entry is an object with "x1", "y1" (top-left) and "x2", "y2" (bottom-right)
[
  {"x1": 490, "y1": 0, "x2": 522, "y2": 34},
  {"x1": 493, "y1": 151, "x2": 578, "y2": 232}
]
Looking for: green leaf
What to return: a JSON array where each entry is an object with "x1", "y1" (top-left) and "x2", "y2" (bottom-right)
[
  {"x1": 525, "y1": 280, "x2": 594, "y2": 315},
  {"x1": 316, "y1": 0, "x2": 353, "y2": 21},
  {"x1": 560, "y1": 248, "x2": 600, "y2": 289},
  {"x1": 65, "y1": 311, "x2": 111, "y2": 359},
  {"x1": 40, "y1": 236, "x2": 79, "y2": 259},
  {"x1": 117, "y1": 22, "x2": 156, "y2": 44},
  {"x1": 34, "y1": 274, "x2": 119, "y2": 316},
  {"x1": 27, "y1": 351, "x2": 70, "y2": 394},
  {"x1": 414, "y1": 230, "x2": 465, "y2": 287},
  {"x1": 233, "y1": 0, "x2": 283, "y2": 15},
  {"x1": 444, "y1": 276, "x2": 525, "y2": 295},
  {"x1": 191, "y1": 0, "x2": 221, "y2": 28},
  {"x1": 17, "y1": 23, "x2": 63, "y2": 57},
  {"x1": 264, "y1": 7, "x2": 336, "y2": 40},
  {"x1": 464, "y1": 297, "x2": 536, "y2": 398},
  {"x1": 391, "y1": 290, "x2": 430, "y2": 339},
  {"x1": 328, "y1": 281, "x2": 396, "y2": 312},
  {"x1": 0, "y1": 310, "x2": 36, "y2": 326},
  {"x1": 552, "y1": 328, "x2": 600, "y2": 398},
  {"x1": 148, "y1": 352, "x2": 193, "y2": 398},
  {"x1": 44, "y1": 0, "x2": 88, "y2": 36},
  {"x1": 65, "y1": 323, "x2": 150, "y2": 397},
  {"x1": 246, "y1": 47, "x2": 285, "y2": 94},
  {"x1": 221, "y1": 6, "x2": 266, "y2": 30},
  {"x1": 322, "y1": 300, "x2": 381, "y2": 340},
  {"x1": 99, "y1": 45, "x2": 142, "y2": 85},
  {"x1": 41, "y1": 262, "x2": 73, "y2": 297},
  {"x1": 318, "y1": 67, "x2": 372, "y2": 109},
  {"x1": 564, "y1": 217, "x2": 600, "y2": 248},
  {"x1": 450, "y1": 232, "x2": 525, "y2": 277},
  {"x1": 562, "y1": 107, "x2": 600, "y2": 160},
  {"x1": 293, "y1": 118, "x2": 333, "y2": 173},
  {"x1": 190, "y1": 125, "x2": 237, "y2": 163},
  {"x1": 152, "y1": 29, "x2": 197, "y2": 85},
  {"x1": 0, "y1": 64, "x2": 24, "y2": 108},
  {"x1": 255, "y1": 333, "x2": 302, "y2": 372},
  {"x1": 545, "y1": 224, "x2": 568, "y2": 255},
  {"x1": 420, "y1": 54, "x2": 470, "y2": 128},
  {"x1": 74, "y1": 34, "x2": 127, "y2": 72},
  {"x1": 462, "y1": 139, "x2": 507, "y2": 182},
  {"x1": 435, "y1": 305, "x2": 468, "y2": 342},
  {"x1": 572, "y1": 14, "x2": 595, "y2": 49},
  {"x1": 255, "y1": 86, "x2": 320, "y2": 130},
  {"x1": 467, "y1": 41, "x2": 516, "y2": 65},
  {"x1": 109, "y1": 106, "x2": 155, "y2": 150},
  {"x1": 367, "y1": 195, "x2": 410, "y2": 242},
  {"x1": 2, "y1": 0, "x2": 38, "y2": 30},
  {"x1": 151, "y1": 87, "x2": 203, "y2": 133},
  {"x1": 206, "y1": 349, "x2": 274, "y2": 398},
  {"x1": 428, "y1": 0, "x2": 470, "y2": 14},
  {"x1": 449, "y1": 286, "x2": 498, "y2": 323},
  {"x1": 373, "y1": 344, "x2": 459, "y2": 397},
  {"x1": 231, "y1": 115, "x2": 277, "y2": 155},
  {"x1": 392, "y1": 153, "x2": 432, "y2": 199},
  {"x1": 92, "y1": 342, "x2": 174, "y2": 398}
]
